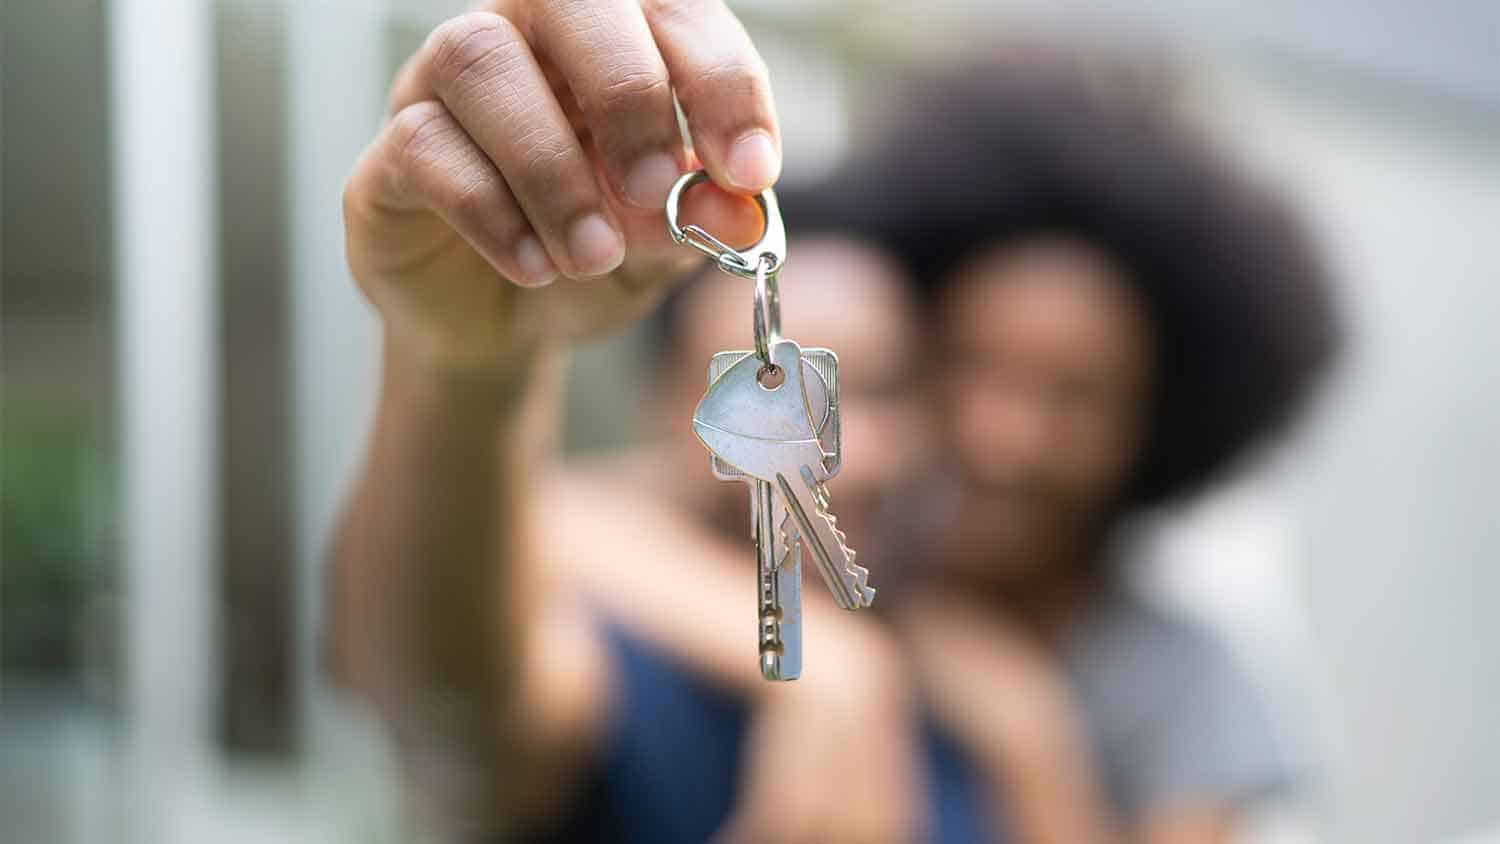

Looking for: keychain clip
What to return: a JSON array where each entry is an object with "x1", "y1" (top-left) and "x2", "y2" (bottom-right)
[{"x1": 665, "y1": 169, "x2": 786, "y2": 280}]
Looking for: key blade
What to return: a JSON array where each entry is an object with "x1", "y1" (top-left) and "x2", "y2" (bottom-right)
[
  {"x1": 771, "y1": 547, "x2": 803, "y2": 680},
  {"x1": 775, "y1": 471, "x2": 875, "y2": 610},
  {"x1": 754, "y1": 480, "x2": 783, "y2": 680},
  {"x1": 764, "y1": 549, "x2": 803, "y2": 680},
  {"x1": 765, "y1": 486, "x2": 802, "y2": 680}
]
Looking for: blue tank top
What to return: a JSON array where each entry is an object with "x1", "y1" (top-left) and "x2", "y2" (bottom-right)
[{"x1": 549, "y1": 628, "x2": 1002, "y2": 843}]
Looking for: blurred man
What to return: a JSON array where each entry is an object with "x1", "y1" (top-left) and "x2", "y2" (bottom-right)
[
  {"x1": 327, "y1": 4, "x2": 1336, "y2": 840},
  {"x1": 543, "y1": 234, "x2": 932, "y2": 840}
]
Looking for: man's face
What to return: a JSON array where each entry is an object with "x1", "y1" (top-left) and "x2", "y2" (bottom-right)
[
  {"x1": 935, "y1": 237, "x2": 1154, "y2": 583},
  {"x1": 670, "y1": 237, "x2": 926, "y2": 543}
]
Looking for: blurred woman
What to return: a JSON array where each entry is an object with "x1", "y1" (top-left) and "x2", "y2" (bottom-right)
[
  {"x1": 552, "y1": 52, "x2": 1340, "y2": 843},
  {"x1": 821, "y1": 51, "x2": 1340, "y2": 842}
]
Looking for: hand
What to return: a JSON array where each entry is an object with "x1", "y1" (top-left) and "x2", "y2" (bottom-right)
[
  {"x1": 344, "y1": 0, "x2": 774, "y2": 371},
  {"x1": 715, "y1": 627, "x2": 924, "y2": 844},
  {"x1": 901, "y1": 594, "x2": 1124, "y2": 844},
  {"x1": 899, "y1": 592, "x2": 1079, "y2": 763}
]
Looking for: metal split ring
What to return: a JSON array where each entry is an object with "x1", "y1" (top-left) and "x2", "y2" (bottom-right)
[
  {"x1": 751, "y1": 253, "x2": 781, "y2": 366},
  {"x1": 665, "y1": 169, "x2": 786, "y2": 280}
]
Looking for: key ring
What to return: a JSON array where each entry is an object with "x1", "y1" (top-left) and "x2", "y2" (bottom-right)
[
  {"x1": 665, "y1": 170, "x2": 786, "y2": 280},
  {"x1": 751, "y1": 253, "x2": 781, "y2": 367}
]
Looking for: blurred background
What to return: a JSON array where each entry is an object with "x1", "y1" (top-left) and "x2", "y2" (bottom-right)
[{"x1": 3, "y1": 0, "x2": 1498, "y2": 841}]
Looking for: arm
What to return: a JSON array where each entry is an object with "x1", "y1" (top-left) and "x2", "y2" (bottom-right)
[
  {"x1": 538, "y1": 466, "x2": 888, "y2": 696},
  {"x1": 327, "y1": 344, "x2": 600, "y2": 835},
  {"x1": 904, "y1": 594, "x2": 1240, "y2": 844},
  {"x1": 325, "y1": 1, "x2": 777, "y2": 836},
  {"x1": 982, "y1": 724, "x2": 1236, "y2": 844},
  {"x1": 539, "y1": 467, "x2": 924, "y2": 842}
]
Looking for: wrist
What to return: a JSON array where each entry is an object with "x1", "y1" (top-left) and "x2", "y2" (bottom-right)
[
  {"x1": 379, "y1": 326, "x2": 564, "y2": 427},
  {"x1": 979, "y1": 697, "x2": 1118, "y2": 844},
  {"x1": 383, "y1": 315, "x2": 546, "y2": 387},
  {"x1": 383, "y1": 309, "x2": 540, "y2": 373},
  {"x1": 981, "y1": 682, "x2": 1090, "y2": 776}
]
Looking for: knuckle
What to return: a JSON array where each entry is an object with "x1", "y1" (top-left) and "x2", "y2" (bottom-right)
[
  {"x1": 447, "y1": 172, "x2": 500, "y2": 223},
  {"x1": 516, "y1": 129, "x2": 582, "y2": 185},
  {"x1": 679, "y1": 55, "x2": 769, "y2": 118},
  {"x1": 643, "y1": 0, "x2": 698, "y2": 26},
  {"x1": 343, "y1": 155, "x2": 392, "y2": 229},
  {"x1": 594, "y1": 65, "x2": 671, "y2": 112},
  {"x1": 340, "y1": 171, "x2": 365, "y2": 228},
  {"x1": 698, "y1": 54, "x2": 768, "y2": 94},
  {"x1": 427, "y1": 11, "x2": 525, "y2": 94},
  {"x1": 388, "y1": 101, "x2": 454, "y2": 170},
  {"x1": 521, "y1": 151, "x2": 584, "y2": 207},
  {"x1": 342, "y1": 147, "x2": 379, "y2": 212}
]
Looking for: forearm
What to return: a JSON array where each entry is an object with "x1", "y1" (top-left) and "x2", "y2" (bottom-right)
[
  {"x1": 905, "y1": 596, "x2": 1125, "y2": 844},
  {"x1": 982, "y1": 720, "x2": 1122, "y2": 844},
  {"x1": 988, "y1": 737, "x2": 1237, "y2": 844},
  {"x1": 539, "y1": 468, "x2": 892, "y2": 701},
  {"x1": 326, "y1": 335, "x2": 561, "y2": 820}
]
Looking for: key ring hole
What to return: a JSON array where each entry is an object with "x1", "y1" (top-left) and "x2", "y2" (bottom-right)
[{"x1": 756, "y1": 363, "x2": 785, "y2": 390}]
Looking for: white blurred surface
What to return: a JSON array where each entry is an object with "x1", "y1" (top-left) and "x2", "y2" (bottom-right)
[{"x1": 111, "y1": 0, "x2": 221, "y2": 811}]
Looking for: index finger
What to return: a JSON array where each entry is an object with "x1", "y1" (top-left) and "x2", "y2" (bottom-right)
[
  {"x1": 525, "y1": 0, "x2": 687, "y2": 209},
  {"x1": 645, "y1": 0, "x2": 782, "y2": 194}
]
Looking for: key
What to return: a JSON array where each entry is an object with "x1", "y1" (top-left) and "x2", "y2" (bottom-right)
[
  {"x1": 694, "y1": 338, "x2": 876, "y2": 610},
  {"x1": 707, "y1": 350, "x2": 837, "y2": 681},
  {"x1": 710, "y1": 351, "x2": 840, "y2": 482},
  {"x1": 759, "y1": 479, "x2": 801, "y2": 679},
  {"x1": 667, "y1": 168, "x2": 873, "y2": 679}
]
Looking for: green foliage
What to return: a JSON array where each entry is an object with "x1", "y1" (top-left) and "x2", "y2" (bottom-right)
[{"x1": 1, "y1": 404, "x2": 113, "y2": 674}]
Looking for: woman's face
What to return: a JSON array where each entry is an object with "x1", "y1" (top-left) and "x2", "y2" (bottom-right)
[{"x1": 936, "y1": 237, "x2": 1155, "y2": 582}]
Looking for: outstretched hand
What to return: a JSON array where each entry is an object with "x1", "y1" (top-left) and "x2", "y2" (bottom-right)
[{"x1": 344, "y1": 1, "x2": 772, "y2": 370}]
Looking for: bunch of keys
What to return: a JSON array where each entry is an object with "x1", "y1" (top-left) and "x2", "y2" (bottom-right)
[{"x1": 666, "y1": 171, "x2": 876, "y2": 682}]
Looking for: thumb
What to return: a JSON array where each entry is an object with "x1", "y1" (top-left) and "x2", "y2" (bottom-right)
[{"x1": 610, "y1": 167, "x2": 768, "y2": 276}]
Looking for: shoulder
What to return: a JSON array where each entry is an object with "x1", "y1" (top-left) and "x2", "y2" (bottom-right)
[
  {"x1": 1067, "y1": 590, "x2": 1296, "y2": 814},
  {"x1": 1068, "y1": 590, "x2": 1241, "y2": 706}
]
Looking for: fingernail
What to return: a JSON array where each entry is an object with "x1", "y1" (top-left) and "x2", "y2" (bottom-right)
[
  {"x1": 623, "y1": 152, "x2": 680, "y2": 208},
  {"x1": 515, "y1": 235, "x2": 557, "y2": 286},
  {"x1": 567, "y1": 213, "x2": 625, "y2": 276},
  {"x1": 726, "y1": 130, "x2": 778, "y2": 192}
]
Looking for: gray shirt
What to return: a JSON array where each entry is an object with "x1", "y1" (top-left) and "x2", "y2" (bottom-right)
[{"x1": 1062, "y1": 589, "x2": 1297, "y2": 818}]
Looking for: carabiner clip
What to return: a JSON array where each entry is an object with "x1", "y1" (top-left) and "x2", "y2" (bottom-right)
[{"x1": 665, "y1": 169, "x2": 786, "y2": 280}]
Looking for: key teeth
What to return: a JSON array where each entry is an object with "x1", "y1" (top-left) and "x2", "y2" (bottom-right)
[
  {"x1": 809, "y1": 489, "x2": 876, "y2": 607},
  {"x1": 780, "y1": 478, "x2": 876, "y2": 607}
]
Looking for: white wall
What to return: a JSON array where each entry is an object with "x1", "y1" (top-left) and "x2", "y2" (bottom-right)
[{"x1": 1163, "y1": 60, "x2": 1500, "y2": 843}]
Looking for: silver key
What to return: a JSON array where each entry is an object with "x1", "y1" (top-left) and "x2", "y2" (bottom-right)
[
  {"x1": 710, "y1": 351, "x2": 841, "y2": 481},
  {"x1": 667, "y1": 168, "x2": 872, "y2": 681},
  {"x1": 708, "y1": 351, "x2": 839, "y2": 681},
  {"x1": 694, "y1": 338, "x2": 875, "y2": 610},
  {"x1": 760, "y1": 480, "x2": 801, "y2": 679}
]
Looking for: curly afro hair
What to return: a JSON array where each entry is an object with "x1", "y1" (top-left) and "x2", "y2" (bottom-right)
[{"x1": 778, "y1": 46, "x2": 1340, "y2": 509}]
